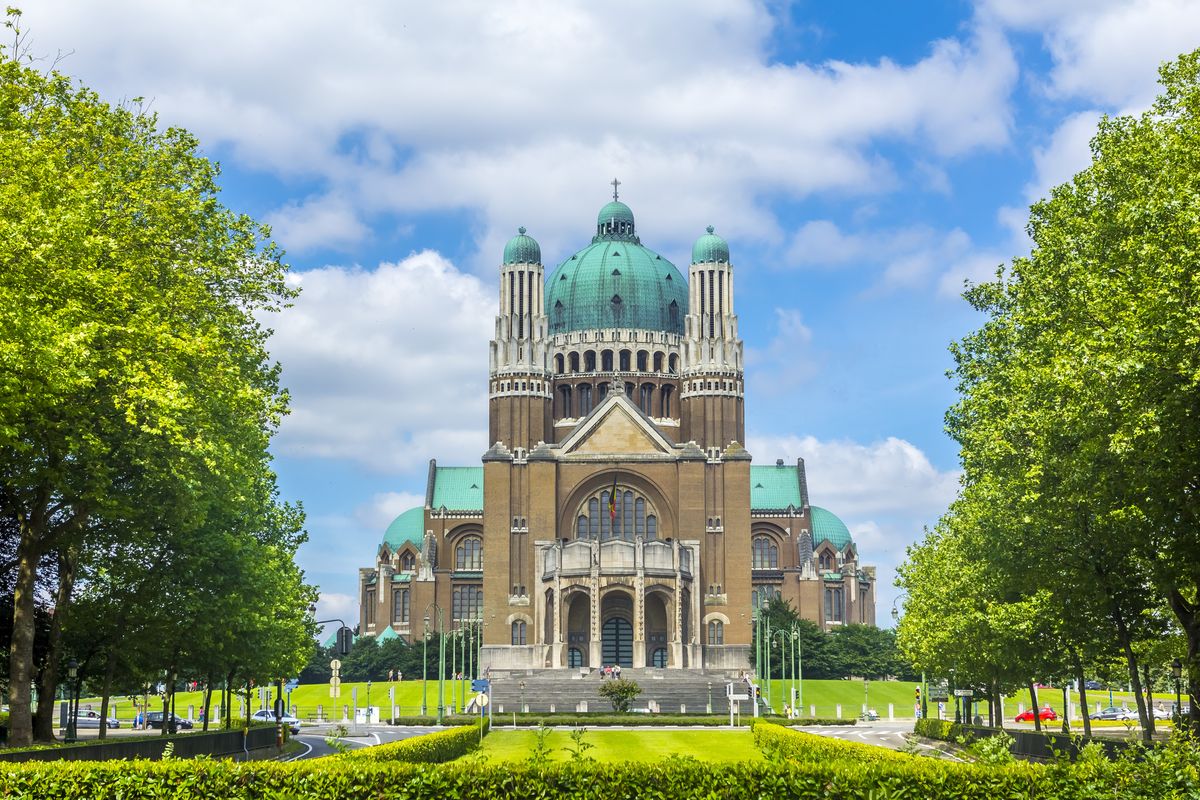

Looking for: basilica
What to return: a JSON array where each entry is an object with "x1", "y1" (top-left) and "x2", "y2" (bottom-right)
[{"x1": 358, "y1": 190, "x2": 875, "y2": 671}]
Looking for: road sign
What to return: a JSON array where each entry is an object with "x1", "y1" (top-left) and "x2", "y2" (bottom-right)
[
  {"x1": 477, "y1": 692, "x2": 489, "y2": 707},
  {"x1": 953, "y1": 689, "x2": 974, "y2": 697},
  {"x1": 330, "y1": 660, "x2": 342, "y2": 672},
  {"x1": 472, "y1": 679, "x2": 490, "y2": 692},
  {"x1": 729, "y1": 693, "x2": 749, "y2": 701}
]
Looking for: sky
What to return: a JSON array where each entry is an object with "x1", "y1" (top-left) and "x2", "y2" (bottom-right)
[{"x1": 18, "y1": 0, "x2": 1200, "y2": 635}]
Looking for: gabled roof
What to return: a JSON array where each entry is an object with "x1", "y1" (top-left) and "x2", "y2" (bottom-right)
[
  {"x1": 750, "y1": 465, "x2": 803, "y2": 511},
  {"x1": 556, "y1": 390, "x2": 676, "y2": 457}
]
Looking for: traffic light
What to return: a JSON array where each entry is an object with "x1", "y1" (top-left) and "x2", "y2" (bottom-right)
[
  {"x1": 336, "y1": 626, "x2": 354, "y2": 656},
  {"x1": 915, "y1": 687, "x2": 921, "y2": 700}
]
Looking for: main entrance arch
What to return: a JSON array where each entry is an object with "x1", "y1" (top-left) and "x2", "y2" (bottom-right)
[{"x1": 600, "y1": 591, "x2": 634, "y2": 667}]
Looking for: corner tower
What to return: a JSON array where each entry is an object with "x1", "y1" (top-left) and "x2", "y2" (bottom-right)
[
  {"x1": 681, "y1": 227, "x2": 745, "y2": 449},
  {"x1": 488, "y1": 227, "x2": 552, "y2": 453}
]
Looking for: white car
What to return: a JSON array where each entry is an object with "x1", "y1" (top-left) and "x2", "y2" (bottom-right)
[
  {"x1": 250, "y1": 709, "x2": 301, "y2": 733},
  {"x1": 73, "y1": 709, "x2": 120, "y2": 728}
]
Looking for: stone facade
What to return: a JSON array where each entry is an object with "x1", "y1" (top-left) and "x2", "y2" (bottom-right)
[{"x1": 357, "y1": 196, "x2": 875, "y2": 670}]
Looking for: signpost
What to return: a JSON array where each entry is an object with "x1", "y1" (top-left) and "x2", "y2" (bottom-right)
[
  {"x1": 472, "y1": 679, "x2": 491, "y2": 731},
  {"x1": 329, "y1": 659, "x2": 342, "y2": 698}
]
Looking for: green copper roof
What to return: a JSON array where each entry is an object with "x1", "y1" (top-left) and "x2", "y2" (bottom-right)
[
  {"x1": 375, "y1": 626, "x2": 401, "y2": 643},
  {"x1": 545, "y1": 199, "x2": 688, "y2": 335},
  {"x1": 503, "y1": 226, "x2": 541, "y2": 265},
  {"x1": 431, "y1": 467, "x2": 484, "y2": 512},
  {"x1": 322, "y1": 629, "x2": 357, "y2": 649},
  {"x1": 383, "y1": 507, "x2": 424, "y2": 551},
  {"x1": 692, "y1": 226, "x2": 730, "y2": 264},
  {"x1": 750, "y1": 465, "x2": 803, "y2": 510},
  {"x1": 811, "y1": 506, "x2": 853, "y2": 550}
]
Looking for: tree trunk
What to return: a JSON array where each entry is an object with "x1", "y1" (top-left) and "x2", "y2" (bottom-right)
[
  {"x1": 1029, "y1": 682, "x2": 1041, "y2": 732},
  {"x1": 7, "y1": 517, "x2": 45, "y2": 748},
  {"x1": 1166, "y1": 587, "x2": 1200, "y2": 736},
  {"x1": 1061, "y1": 684, "x2": 1070, "y2": 734},
  {"x1": 1111, "y1": 600, "x2": 1151, "y2": 742},
  {"x1": 225, "y1": 669, "x2": 236, "y2": 730},
  {"x1": 1073, "y1": 650, "x2": 1092, "y2": 738},
  {"x1": 98, "y1": 651, "x2": 117, "y2": 741},
  {"x1": 203, "y1": 678, "x2": 214, "y2": 732},
  {"x1": 33, "y1": 547, "x2": 77, "y2": 742},
  {"x1": 1142, "y1": 662, "x2": 1156, "y2": 736}
]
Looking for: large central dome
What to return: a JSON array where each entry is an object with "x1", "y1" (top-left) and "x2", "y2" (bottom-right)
[{"x1": 545, "y1": 200, "x2": 688, "y2": 334}]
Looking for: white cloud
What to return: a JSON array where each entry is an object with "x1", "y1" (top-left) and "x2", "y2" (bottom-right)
[
  {"x1": 267, "y1": 250, "x2": 492, "y2": 472},
  {"x1": 746, "y1": 308, "x2": 819, "y2": 393},
  {"x1": 313, "y1": 592, "x2": 357, "y2": 635},
  {"x1": 21, "y1": 1, "x2": 1018, "y2": 267},
  {"x1": 266, "y1": 193, "x2": 371, "y2": 254},
  {"x1": 980, "y1": 0, "x2": 1200, "y2": 109}
]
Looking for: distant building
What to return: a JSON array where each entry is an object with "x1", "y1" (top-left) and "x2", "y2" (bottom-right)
[{"x1": 358, "y1": 190, "x2": 874, "y2": 670}]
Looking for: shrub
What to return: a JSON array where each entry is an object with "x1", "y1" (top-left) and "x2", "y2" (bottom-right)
[
  {"x1": 753, "y1": 721, "x2": 914, "y2": 765},
  {"x1": 914, "y1": 717, "x2": 964, "y2": 742},
  {"x1": 597, "y1": 679, "x2": 642, "y2": 712},
  {"x1": 340, "y1": 721, "x2": 487, "y2": 763}
]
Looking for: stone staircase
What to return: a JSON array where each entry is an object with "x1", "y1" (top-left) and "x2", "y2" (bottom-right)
[{"x1": 485, "y1": 668, "x2": 759, "y2": 715}]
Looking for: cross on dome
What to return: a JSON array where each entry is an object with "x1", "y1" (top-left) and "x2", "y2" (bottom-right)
[{"x1": 611, "y1": 177, "x2": 621, "y2": 201}]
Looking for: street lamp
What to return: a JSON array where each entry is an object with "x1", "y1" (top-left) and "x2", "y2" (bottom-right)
[
  {"x1": 520, "y1": 680, "x2": 526, "y2": 713},
  {"x1": 425, "y1": 603, "x2": 446, "y2": 724},
  {"x1": 793, "y1": 628, "x2": 803, "y2": 715},
  {"x1": 1172, "y1": 658, "x2": 1183, "y2": 726},
  {"x1": 422, "y1": 614, "x2": 430, "y2": 716},
  {"x1": 65, "y1": 659, "x2": 78, "y2": 743}
]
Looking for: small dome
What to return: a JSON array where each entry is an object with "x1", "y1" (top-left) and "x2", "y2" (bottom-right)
[
  {"x1": 383, "y1": 507, "x2": 424, "y2": 551},
  {"x1": 503, "y1": 226, "x2": 541, "y2": 265},
  {"x1": 596, "y1": 201, "x2": 636, "y2": 240},
  {"x1": 692, "y1": 225, "x2": 730, "y2": 264},
  {"x1": 810, "y1": 506, "x2": 853, "y2": 550}
]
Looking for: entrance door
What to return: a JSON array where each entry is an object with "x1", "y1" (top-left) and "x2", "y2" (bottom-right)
[{"x1": 601, "y1": 617, "x2": 633, "y2": 667}]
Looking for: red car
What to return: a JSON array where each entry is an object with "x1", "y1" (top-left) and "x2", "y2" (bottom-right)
[{"x1": 1015, "y1": 707, "x2": 1057, "y2": 722}]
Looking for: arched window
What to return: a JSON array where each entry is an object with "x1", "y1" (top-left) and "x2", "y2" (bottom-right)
[
  {"x1": 558, "y1": 385, "x2": 573, "y2": 417},
  {"x1": 619, "y1": 350, "x2": 631, "y2": 371},
  {"x1": 554, "y1": 353, "x2": 565, "y2": 374},
  {"x1": 637, "y1": 350, "x2": 649, "y2": 371},
  {"x1": 456, "y1": 537, "x2": 482, "y2": 570},
  {"x1": 602, "y1": 349, "x2": 614, "y2": 371},
  {"x1": 568, "y1": 648, "x2": 584, "y2": 668},
  {"x1": 818, "y1": 550, "x2": 833, "y2": 571},
  {"x1": 569, "y1": 351, "x2": 580, "y2": 373},
  {"x1": 639, "y1": 383, "x2": 654, "y2": 415},
  {"x1": 400, "y1": 551, "x2": 415, "y2": 572},
  {"x1": 824, "y1": 588, "x2": 844, "y2": 622},
  {"x1": 393, "y1": 589, "x2": 409, "y2": 624},
  {"x1": 578, "y1": 383, "x2": 593, "y2": 415},
  {"x1": 511, "y1": 620, "x2": 527, "y2": 646},
  {"x1": 661, "y1": 385, "x2": 673, "y2": 417},
  {"x1": 707, "y1": 620, "x2": 724, "y2": 645},
  {"x1": 651, "y1": 648, "x2": 667, "y2": 667},
  {"x1": 584, "y1": 350, "x2": 596, "y2": 372},
  {"x1": 668, "y1": 353, "x2": 678, "y2": 374},
  {"x1": 653, "y1": 352, "x2": 664, "y2": 372},
  {"x1": 576, "y1": 485, "x2": 660, "y2": 543},
  {"x1": 752, "y1": 536, "x2": 778, "y2": 569}
]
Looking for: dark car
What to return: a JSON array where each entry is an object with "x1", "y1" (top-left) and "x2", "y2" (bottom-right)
[
  {"x1": 1083, "y1": 680, "x2": 1103, "y2": 691},
  {"x1": 145, "y1": 712, "x2": 193, "y2": 730},
  {"x1": 1090, "y1": 706, "x2": 1135, "y2": 721}
]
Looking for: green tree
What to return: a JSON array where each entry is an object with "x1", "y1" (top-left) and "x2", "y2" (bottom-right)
[
  {"x1": 0, "y1": 17, "x2": 298, "y2": 745},
  {"x1": 597, "y1": 678, "x2": 642, "y2": 712}
]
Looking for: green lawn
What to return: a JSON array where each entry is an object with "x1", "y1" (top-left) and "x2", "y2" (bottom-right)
[{"x1": 477, "y1": 728, "x2": 762, "y2": 763}]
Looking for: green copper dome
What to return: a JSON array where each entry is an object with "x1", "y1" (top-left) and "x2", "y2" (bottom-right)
[
  {"x1": 810, "y1": 506, "x2": 853, "y2": 550},
  {"x1": 503, "y1": 226, "x2": 541, "y2": 265},
  {"x1": 383, "y1": 506, "x2": 424, "y2": 551},
  {"x1": 692, "y1": 225, "x2": 730, "y2": 264},
  {"x1": 546, "y1": 200, "x2": 688, "y2": 334}
]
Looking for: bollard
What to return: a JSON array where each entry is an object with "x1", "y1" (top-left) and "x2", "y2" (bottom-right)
[
  {"x1": 680, "y1": 704, "x2": 686, "y2": 714},
  {"x1": 888, "y1": 703, "x2": 894, "y2": 720},
  {"x1": 810, "y1": 704, "x2": 815, "y2": 717},
  {"x1": 550, "y1": 704, "x2": 555, "y2": 713},
  {"x1": 836, "y1": 704, "x2": 842, "y2": 719}
]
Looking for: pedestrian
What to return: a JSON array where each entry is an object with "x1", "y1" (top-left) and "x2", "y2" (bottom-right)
[{"x1": 614, "y1": 664, "x2": 622, "y2": 679}]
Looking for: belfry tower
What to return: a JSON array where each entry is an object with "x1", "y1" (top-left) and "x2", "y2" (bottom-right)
[
  {"x1": 488, "y1": 227, "x2": 551, "y2": 453},
  {"x1": 680, "y1": 226, "x2": 745, "y2": 449}
]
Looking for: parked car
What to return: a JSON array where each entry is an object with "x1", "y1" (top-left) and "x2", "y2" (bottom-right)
[
  {"x1": 145, "y1": 711, "x2": 193, "y2": 730},
  {"x1": 1015, "y1": 706, "x2": 1057, "y2": 722},
  {"x1": 72, "y1": 709, "x2": 120, "y2": 729},
  {"x1": 250, "y1": 709, "x2": 301, "y2": 734},
  {"x1": 1090, "y1": 706, "x2": 1135, "y2": 721},
  {"x1": 1083, "y1": 680, "x2": 1104, "y2": 691},
  {"x1": 1152, "y1": 706, "x2": 1172, "y2": 720}
]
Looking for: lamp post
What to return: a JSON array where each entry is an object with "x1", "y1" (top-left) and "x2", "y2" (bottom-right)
[
  {"x1": 366, "y1": 680, "x2": 372, "y2": 723},
  {"x1": 422, "y1": 615, "x2": 430, "y2": 717},
  {"x1": 520, "y1": 680, "x2": 526, "y2": 713},
  {"x1": 424, "y1": 602, "x2": 446, "y2": 724},
  {"x1": 451, "y1": 627, "x2": 458, "y2": 714},
  {"x1": 793, "y1": 628, "x2": 803, "y2": 715},
  {"x1": 1172, "y1": 658, "x2": 1183, "y2": 727},
  {"x1": 65, "y1": 659, "x2": 78, "y2": 743},
  {"x1": 707, "y1": 681, "x2": 713, "y2": 713}
]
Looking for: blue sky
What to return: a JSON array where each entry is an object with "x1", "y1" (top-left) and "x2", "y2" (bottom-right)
[{"x1": 22, "y1": 0, "x2": 1200, "y2": 631}]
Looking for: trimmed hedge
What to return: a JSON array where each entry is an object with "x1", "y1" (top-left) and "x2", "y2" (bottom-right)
[
  {"x1": 753, "y1": 720, "x2": 915, "y2": 765},
  {"x1": 915, "y1": 717, "x2": 966, "y2": 742},
  {"x1": 341, "y1": 722, "x2": 487, "y2": 763},
  {"x1": 0, "y1": 757, "x2": 1144, "y2": 799}
]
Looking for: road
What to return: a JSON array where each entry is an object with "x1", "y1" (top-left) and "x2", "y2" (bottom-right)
[{"x1": 282, "y1": 724, "x2": 446, "y2": 761}]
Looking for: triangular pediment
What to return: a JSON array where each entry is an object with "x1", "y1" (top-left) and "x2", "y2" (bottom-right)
[{"x1": 558, "y1": 393, "x2": 674, "y2": 457}]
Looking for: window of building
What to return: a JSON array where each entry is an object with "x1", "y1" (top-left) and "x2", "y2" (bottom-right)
[
  {"x1": 640, "y1": 383, "x2": 653, "y2": 415},
  {"x1": 452, "y1": 585, "x2": 483, "y2": 622},
  {"x1": 568, "y1": 648, "x2": 584, "y2": 668},
  {"x1": 752, "y1": 536, "x2": 778, "y2": 569},
  {"x1": 578, "y1": 383, "x2": 593, "y2": 415},
  {"x1": 456, "y1": 536, "x2": 482, "y2": 570},
  {"x1": 751, "y1": 586, "x2": 780, "y2": 611},
  {"x1": 400, "y1": 551, "x2": 415, "y2": 571},
  {"x1": 575, "y1": 485, "x2": 659, "y2": 542},
  {"x1": 824, "y1": 587, "x2": 844, "y2": 622},
  {"x1": 707, "y1": 620, "x2": 724, "y2": 645},
  {"x1": 651, "y1": 648, "x2": 667, "y2": 667},
  {"x1": 818, "y1": 551, "x2": 833, "y2": 571},
  {"x1": 393, "y1": 589, "x2": 409, "y2": 624},
  {"x1": 511, "y1": 620, "x2": 527, "y2": 646},
  {"x1": 365, "y1": 589, "x2": 376, "y2": 626}
]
